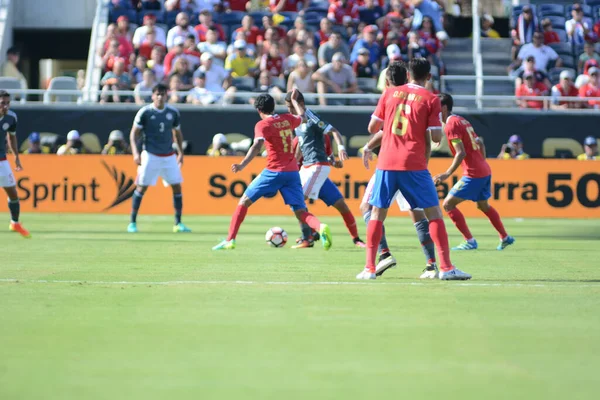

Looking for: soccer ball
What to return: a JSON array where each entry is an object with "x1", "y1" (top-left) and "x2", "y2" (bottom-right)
[{"x1": 265, "y1": 227, "x2": 288, "y2": 248}]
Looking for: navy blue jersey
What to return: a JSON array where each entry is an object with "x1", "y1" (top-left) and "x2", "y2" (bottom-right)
[
  {"x1": 134, "y1": 104, "x2": 181, "y2": 155},
  {"x1": 0, "y1": 110, "x2": 17, "y2": 159},
  {"x1": 295, "y1": 108, "x2": 332, "y2": 166}
]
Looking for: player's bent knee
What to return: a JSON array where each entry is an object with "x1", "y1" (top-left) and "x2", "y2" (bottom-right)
[
  {"x1": 333, "y1": 199, "x2": 349, "y2": 213},
  {"x1": 359, "y1": 201, "x2": 371, "y2": 215},
  {"x1": 4, "y1": 186, "x2": 18, "y2": 200},
  {"x1": 136, "y1": 185, "x2": 148, "y2": 194},
  {"x1": 425, "y1": 206, "x2": 444, "y2": 221},
  {"x1": 239, "y1": 195, "x2": 253, "y2": 207},
  {"x1": 171, "y1": 184, "x2": 182, "y2": 194},
  {"x1": 477, "y1": 201, "x2": 490, "y2": 212},
  {"x1": 371, "y1": 207, "x2": 388, "y2": 221}
]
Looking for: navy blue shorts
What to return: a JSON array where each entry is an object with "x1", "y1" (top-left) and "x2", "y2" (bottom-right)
[
  {"x1": 369, "y1": 169, "x2": 439, "y2": 210},
  {"x1": 318, "y1": 178, "x2": 344, "y2": 207},
  {"x1": 245, "y1": 169, "x2": 307, "y2": 211},
  {"x1": 449, "y1": 175, "x2": 492, "y2": 202}
]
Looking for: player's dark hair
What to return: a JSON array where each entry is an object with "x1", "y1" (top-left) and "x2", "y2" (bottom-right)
[
  {"x1": 0, "y1": 90, "x2": 10, "y2": 99},
  {"x1": 408, "y1": 58, "x2": 431, "y2": 82},
  {"x1": 6, "y1": 47, "x2": 19, "y2": 56},
  {"x1": 255, "y1": 94, "x2": 275, "y2": 114},
  {"x1": 438, "y1": 93, "x2": 453, "y2": 112},
  {"x1": 284, "y1": 91, "x2": 304, "y2": 104},
  {"x1": 152, "y1": 83, "x2": 168, "y2": 94},
  {"x1": 387, "y1": 61, "x2": 408, "y2": 86}
]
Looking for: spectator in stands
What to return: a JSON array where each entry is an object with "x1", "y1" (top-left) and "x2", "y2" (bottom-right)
[
  {"x1": 251, "y1": 70, "x2": 285, "y2": 104},
  {"x1": 287, "y1": 59, "x2": 315, "y2": 95},
  {"x1": 164, "y1": 36, "x2": 186, "y2": 76},
  {"x1": 313, "y1": 52, "x2": 358, "y2": 106},
  {"x1": 260, "y1": 42, "x2": 285, "y2": 79},
  {"x1": 100, "y1": 58, "x2": 132, "y2": 103},
  {"x1": 195, "y1": 10, "x2": 226, "y2": 42},
  {"x1": 594, "y1": 16, "x2": 600, "y2": 42},
  {"x1": 187, "y1": 70, "x2": 217, "y2": 105},
  {"x1": 481, "y1": 14, "x2": 500, "y2": 39},
  {"x1": 141, "y1": 0, "x2": 162, "y2": 10},
  {"x1": 104, "y1": 23, "x2": 135, "y2": 62},
  {"x1": 328, "y1": 0, "x2": 360, "y2": 26},
  {"x1": 270, "y1": 0, "x2": 304, "y2": 13},
  {"x1": 102, "y1": 39, "x2": 129, "y2": 73},
  {"x1": 257, "y1": 27, "x2": 288, "y2": 57},
  {"x1": 236, "y1": 16, "x2": 261, "y2": 49},
  {"x1": 350, "y1": 25, "x2": 380, "y2": 65},
  {"x1": 149, "y1": 46, "x2": 166, "y2": 82},
  {"x1": 541, "y1": 19, "x2": 560, "y2": 45},
  {"x1": 226, "y1": 40, "x2": 258, "y2": 78},
  {"x1": 102, "y1": 130, "x2": 130, "y2": 155},
  {"x1": 551, "y1": 70, "x2": 581, "y2": 110},
  {"x1": 137, "y1": 30, "x2": 167, "y2": 59},
  {"x1": 509, "y1": 33, "x2": 562, "y2": 74},
  {"x1": 23, "y1": 132, "x2": 43, "y2": 154},
  {"x1": 577, "y1": 136, "x2": 598, "y2": 161},
  {"x1": 259, "y1": 15, "x2": 286, "y2": 44},
  {"x1": 208, "y1": 133, "x2": 234, "y2": 156},
  {"x1": 169, "y1": 57, "x2": 194, "y2": 90},
  {"x1": 315, "y1": 18, "x2": 333, "y2": 47},
  {"x1": 183, "y1": 34, "x2": 201, "y2": 69},
  {"x1": 133, "y1": 14, "x2": 167, "y2": 50},
  {"x1": 318, "y1": 33, "x2": 350, "y2": 67},
  {"x1": 286, "y1": 17, "x2": 307, "y2": 48},
  {"x1": 411, "y1": 0, "x2": 444, "y2": 33},
  {"x1": 197, "y1": 28, "x2": 228, "y2": 67},
  {"x1": 511, "y1": 5, "x2": 538, "y2": 60},
  {"x1": 575, "y1": 59, "x2": 599, "y2": 88},
  {"x1": 377, "y1": 44, "x2": 402, "y2": 91},
  {"x1": 407, "y1": 32, "x2": 428, "y2": 60},
  {"x1": 116, "y1": 15, "x2": 133, "y2": 42},
  {"x1": 286, "y1": 41, "x2": 317, "y2": 72},
  {"x1": 515, "y1": 71, "x2": 548, "y2": 110},
  {"x1": 566, "y1": 3, "x2": 591, "y2": 47},
  {"x1": 358, "y1": 0, "x2": 385, "y2": 26},
  {"x1": 578, "y1": 43, "x2": 600, "y2": 74},
  {"x1": 167, "y1": 12, "x2": 199, "y2": 49},
  {"x1": 353, "y1": 47, "x2": 378, "y2": 78},
  {"x1": 294, "y1": 29, "x2": 316, "y2": 56},
  {"x1": 165, "y1": 0, "x2": 200, "y2": 12},
  {"x1": 134, "y1": 69, "x2": 156, "y2": 104},
  {"x1": 168, "y1": 75, "x2": 186, "y2": 103},
  {"x1": 578, "y1": 67, "x2": 600, "y2": 109},
  {"x1": 497, "y1": 135, "x2": 530, "y2": 160},
  {"x1": 132, "y1": 55, "x2": 148, "y2": 84},
  {"x1": 57, "y1": 131, "x2": 89, "y2": 155},
  {"x1": 514, "y1": 56, "x2": 551, "y2": 90},
  {"x1": 194, "y1": 52, "x2": 235, "y2": 104}
]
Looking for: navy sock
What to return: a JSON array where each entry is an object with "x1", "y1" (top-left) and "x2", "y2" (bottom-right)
[
  {"x1": 8, "y1": 199, "x2": 19, "y2": 222},
  {"x1": 131, "y1": 190, "x2": 144, "y2": 223},
  {"x1": 414, "y1": 219, "x2": 436, "y2": 264},
  {"x1": 300, "y1": 222, "x2": 312, "y2": 241},
  {"x1": 363, "y1": 209, "x2": 389, "y2": 253},
  {"x1": 173, "y1": 193, "x2": 183, "y2": 224}
]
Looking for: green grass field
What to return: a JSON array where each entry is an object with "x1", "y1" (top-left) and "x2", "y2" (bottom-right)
[{"x1": 1, "y1": 214, "x2": 599, "y2": 399}]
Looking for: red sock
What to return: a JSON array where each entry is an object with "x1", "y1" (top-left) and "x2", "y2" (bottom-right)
[
  {"x1": 226, "y1": 205, "x2": 248, "y2": 240},
  {"x1": 366, "y1": 220, "x2": 383, "y2": 272},
  {"x1": 428, "y1": 218, "x2": 453, "y2": 271},
  {"x1": 447, "y1": 208, "x2": 473, "y2": 240},
  {"x1": 484, "y1": 206, "x2": 508, "y2": 239},
  {"x1": 341, "y1": 212, "x2": 359, "y2": 239},
  {"x1": 299, "y1": 211, "x2": 321, "y2": 232}
]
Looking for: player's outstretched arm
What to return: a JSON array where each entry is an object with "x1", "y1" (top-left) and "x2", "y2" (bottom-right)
[
  {"x1": 7, "y1": 133, "x2": 22, "y2": 171},
  {"x1": 290, "y1": 88, "x2": 306, "y2": 121},
  {"x1": 130, "y1": 126, "x2": 142, "y2": 165},
  {"x1": 232, "y1": 139, "x2": 263, "y2": 173},
  {"x1": 434, "y1": 140, "x2": 466, "y2": 184},
  {"x1": 330, "y1": 128, "x2": 348, "y2": 161}
]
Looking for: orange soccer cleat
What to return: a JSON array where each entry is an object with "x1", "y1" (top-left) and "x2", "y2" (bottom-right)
[
  {"x1": 9, "y1": 222, "x2": 31, "y2": 238},
  {"x1": 291, "y1": 239, "x2": 314, "y2": 249}
]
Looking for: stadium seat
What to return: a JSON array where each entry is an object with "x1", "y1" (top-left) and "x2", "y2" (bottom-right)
[
  {"x1": 566, "y1": 4, "x2": 592, "y2": 19},
  {"x1": 304, "y1": 11, "x2": 327, "y2": 23},
  {"x1": 304, "y1": 6, "x2": 329, "y2": 14},
  {"x1": 357, "y1": 77, "x2": 377, "y2": 93},
  {"x1": 138, "y1": 10, "x2": 165, "y2": 25},
  {"x1": 559, "y1": 56, "x2": 576, "y2": 70},
  {"x1": 512, "y1": 5, "x2": 536, "y2": 15},
  {"x1": 271, "y1": 77, "x2": 286, "y2": 90},
  {"x1": 221, "y1": 11, "x2": 245, "y2": 24},
  {"x1": 280, "y1": 12, "x2": 298, "y2": 22},
  {"x1": 226, "y1": 24, "x2": 242, "y2": 42},
  {"x1": 549, "y1": 67, "x2": 576, "y2": 85},
  {"x1": 232, "y1": 77, "x2": 256, "y2": 91},
  {"x1": 166, "y1": 10, "x2": 180, "y2": 27},
  {"x1": 0, "y1": 76, "x2": 26, "y2": 94},
  {"x1": 538, "y1": 4, "x2": 565, "y2": 18},
  {"x1": 80, "y1": 133, "x2": 103, "y2": 154},
  {"x1": 249, "y1": 12, "x2": 270, "y2": 25},
  {"x1": 279, "y1": 20, "x2": 295, "y2": 30},
  {"x1": 594, "y1": 6, "x2": 600, "y2": 20},
  {"x1": 109, "y1": 8, "x2": 137, "y2": 24},
  {"x1": 43, "y1": 77, "x2": 80, "y2": 103},
  {"x1": 549, "y1": 42, "x2": 572, "y2": 55},
  {"x1": 554, "y1": 28, "x2": 568, "y2": 42},
  {"x1": 545, "y1": 15, "x2": 567, "y2": 30}
]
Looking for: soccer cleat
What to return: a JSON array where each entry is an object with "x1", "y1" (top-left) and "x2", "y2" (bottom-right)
[
  {"x1": 353, "y1": 237, "x2": 366, "y2": 248},
  {"x1": 452, "y1": 239, "x2": 478, "y2": 250},
  {"x1": 9, "y1": 222, "x2": 31, "y2": 238},
  {"x1": 497, "y1": 235, "x2": 515, "y2": 250},
  {"x1": 212, "y1": 239, "x2": 236, "y2": 250},
  {"x1": 319, "y1": 223, "x2": 332, "y2": 251},
  {"x1": 291, "y1": 239, "x2": 314, "y2": 249},
  {"x1": 420, "y1": 263, "x2": 439, "y2": 279},
  {"x1": 356, "y1": 268, "x2": 376, "y2": 280},
  {"x1": 375, "y1": 252, "x2": 397, "y2": 277},
  {"x1": 173, "y1": 222, "x2": 192, "y2": 233},
  {"x1": 127, "y1": 222, "x2": 138, "y2": 233},
  {"x1": 439, "y1": 267, "x2": 472, "y2": 281},
  {"x1": 311, "y1": 231, "x2": 321, "y2": 242}
]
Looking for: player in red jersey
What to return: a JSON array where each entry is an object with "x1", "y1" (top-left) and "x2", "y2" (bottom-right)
[
  {"x1": 434, "y1": 93, "x2": 515, "y2": 251},
  {"x1": 359, "y1": 59, "x2": 471, "y2": 280},
  {"x1": 213, "y1": 91, "x2": 332, "y2": 251}
]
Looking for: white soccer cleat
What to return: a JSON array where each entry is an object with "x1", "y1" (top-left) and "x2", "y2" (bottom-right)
[
  {"x1": 439, "y1": 267, "x2": 472, "y2": 281},
  {"x1": 375, "y1": 255, "x2": 397, "y2": 277},
  {"x1": 419, "y1": 264, "x2": 439, "y2": 279},
  {"x1": 356, "y1": 268, "x2": 376, "y2": 280}
]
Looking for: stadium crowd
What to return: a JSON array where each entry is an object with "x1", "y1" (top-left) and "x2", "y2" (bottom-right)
[
  {"x1": 509, "y1": 2, "x2": 600, "y2": 109},
  {"x1": 100, "y1": 0, "x2": 450, "y2": 105}
]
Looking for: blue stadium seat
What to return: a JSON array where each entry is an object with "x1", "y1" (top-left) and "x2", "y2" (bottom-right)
[
  {"x1": 279, "y1": 20, "x2": 295, "y2": 30},
  {"x1": 166, "y1": 10, "x2": 180, "y2": 27},
  {"x1": 566, "y1": 4, "x2": 592, "y2": 19},
  {"x1": 227, "y1": 24, "x2": 242, "y2": 42},
  {"x1": 545, "y1": 15, "x2": 567, "y2": 30},
  {"x1": 250, "y1": 11, "x2": 270, "y2": 25},
  {"x1": 138, "y1": 10, "x2": 165, "y2": 25},
  {"x1": 109, "y1": 8, "x2": 137, "y2": 24},
  {"x1": 538, "y1": 4, "x2": 565, "y2": 17},
  {"x1": 513, "y1": 5, "x2": 536, "y2": 15},
  {"x1": 280, "y1": 11, "x2": 298, "y2": 22},
  {"x1": 559, "y1": 56, "x2": 576, "y2": 70},
  {"x1": 554, "y1": 28, "x2": 568, "y2": 42},
  {"x1": 549, "y1": 42, "x2": 573, "y2": 55},
  {"x1": 221, "y1": 11, "x2": 246, "y2": 24},
  {"x1": 594, "y1": 6, "x2": 600, "y2": 21},
  {"x1": 304, "y1": 6, "x2": 329, "y2": 14}
]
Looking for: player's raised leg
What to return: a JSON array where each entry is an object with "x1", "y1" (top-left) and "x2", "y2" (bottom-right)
[
  {"x1": 332, "y1": 198, "x2": 365, "y2": 247},
  {"x1": 443, "y1": 193, "x2": 478, "y2": 250},
  {"x1": 477, "y1": 200, "x2": 515, "y2": 250}
]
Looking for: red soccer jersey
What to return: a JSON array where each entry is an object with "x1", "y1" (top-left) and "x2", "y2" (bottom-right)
[
  {"x1": 328, "y1": 1, "x2": 359, "y2": 25},
  {"x1": 195, "y1": 24, "x2": 226, "y2": 42},
  {"x1": 445, "y1": 115, "x2": 491, "y2": 178},
  {"x1": 260, "y1": 54, "x2": 284, "y2": 76},
  {"x1": 255, "y1": 114, "x2": 303, "y2": 172},
  {"x1": 235, "y1": 26, "x2": 261, "y2": 45},
  {"x1": 372, "y1": 83, "x2": 442, "y2": 171}
]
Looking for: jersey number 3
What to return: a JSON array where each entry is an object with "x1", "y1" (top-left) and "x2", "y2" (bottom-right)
[
  {"x1": 279, "y1": 129, "x2": 293, "y2": 153},
  {"x1": 159, "y1": 122, "x2": 165, "y2": 133},
  {"x1": 392, "y1": 104, "x2": 410, "y2": 136}
]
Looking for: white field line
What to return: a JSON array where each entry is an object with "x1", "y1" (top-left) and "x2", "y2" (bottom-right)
[{"x1": 0, "y1": 278, "x2": 599, "y2": 288}]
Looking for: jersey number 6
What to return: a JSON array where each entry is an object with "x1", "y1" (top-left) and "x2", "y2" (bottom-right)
[{"x1": 392, "y1": 104, "x2": 410, "y2": 136}]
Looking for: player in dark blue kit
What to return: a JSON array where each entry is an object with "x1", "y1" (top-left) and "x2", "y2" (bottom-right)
[
  {"x1": 286, "y1": 91, "x2": 365, "y2": 248},
  {"x1": 128, "y1": 84, "x2": 191, "y2": 233}
]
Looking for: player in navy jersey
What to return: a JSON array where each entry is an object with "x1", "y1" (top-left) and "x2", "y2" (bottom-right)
[
  {"x1": 128, "y1": 84, "x2": 191, "y2": 233},
  {"x1": 0, "y1": 91, "x2": 30, "y2": 238},
  {"x1": 213, "y1": 91, "x2": 332, "y2": 251},
  {"x1": 285, "y1": 91, "x2": 366, "y2": 249}
]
